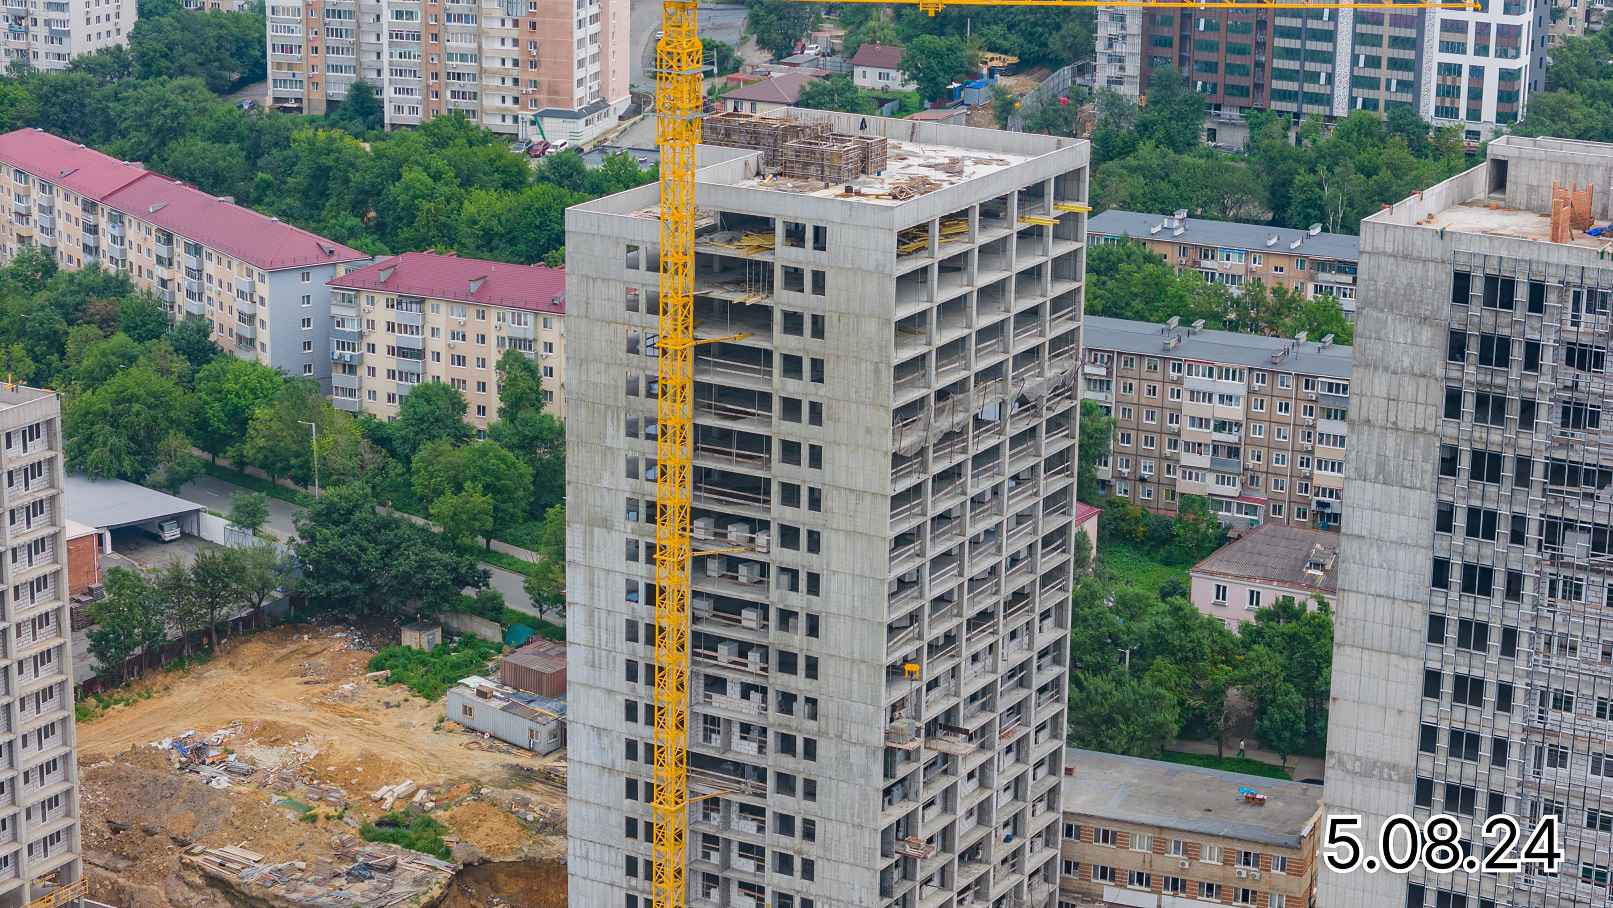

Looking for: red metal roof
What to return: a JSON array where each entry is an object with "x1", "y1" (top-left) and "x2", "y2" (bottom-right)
[
  {"x1": 849, "y1": 43, "x2": 905, "y2": 70},
  {"x1": 1074, "y1": 502, "x2": 1102, "y2": 526},
  {"x1": 328, "y1": 251, "x2": 565, "y2": 314},
  {"x1": 0, "y1": 129, "x2": 366, "y2": 271},
  {"x1": 105, "y1": 174, "x2": 367, "y2": 271},
  {"x1": 0, "y1": 129, "x2": 149, "y2": 201}
]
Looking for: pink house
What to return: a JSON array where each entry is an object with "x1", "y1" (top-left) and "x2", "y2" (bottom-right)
[
  {"x1": 1074, "y1": 502, "x2": 1100, "y2": 568},
  {"x1": 1188, "y1": 523, "x2": 1337, "y2": 627}
]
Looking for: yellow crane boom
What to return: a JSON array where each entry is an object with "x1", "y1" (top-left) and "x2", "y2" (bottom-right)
[{"x1": 647, "y1": 0, "x2": 1464, "y2": 905}]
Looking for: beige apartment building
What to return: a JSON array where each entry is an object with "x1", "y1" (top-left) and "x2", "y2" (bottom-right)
[
  {"x1": 267, "y1": 0, "x2": 630, "y2": 145},
  {"x1": 0, "y1": 129, "x2": 369, "y2": 388},
  {"x1": 2, "y1": 0, "x2": 135, "y2": 71},
  {"x1": 1083, "y1": 316, "x2": 1351, "y2": 532},
  {"x1": 326, "y1": 251, "x2": 564, "y2": 432},
  {"x1": 1060, "y1": 749, "x2": 1321, "y2": 908},
  {"x1": 1088, "y1": 209, "x2": 1361, "y2": 320}
]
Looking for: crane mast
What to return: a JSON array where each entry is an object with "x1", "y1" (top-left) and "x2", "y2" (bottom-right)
[{"x1": 651, "y1": 5, "x2": 700, "y2": 908}]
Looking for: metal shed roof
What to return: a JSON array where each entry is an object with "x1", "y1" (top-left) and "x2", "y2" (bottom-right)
[{"x1": 63, "y1": 474, "x2": 205, "y2": 531}]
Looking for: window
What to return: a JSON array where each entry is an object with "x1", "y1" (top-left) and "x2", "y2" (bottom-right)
[
  {"x1": 1213, "y1": 583, "x2": 1228, "y2": 605},
  {"x1": 1447, "y1": 330, "x2": 1468, "y2": 363},
  {"x1": 1470, "y1": 449, "x2": 1503, "y2": 483},
  {"x1": 1247, "y1": 589, "x2": 1262, "y2": 611},
  {"x1": 1465, "y1": 507, "x2": 1498, "y2": 541},
  {"x1": 1477, "y1": 332, "x2": 1512, "y2": 368}
]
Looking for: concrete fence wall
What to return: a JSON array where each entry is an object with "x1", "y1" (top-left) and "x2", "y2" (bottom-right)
[{"x1": 441, "y1": 611, "x2": 504, "y2": 644}]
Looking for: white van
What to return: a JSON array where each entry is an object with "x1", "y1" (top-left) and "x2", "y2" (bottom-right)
[{"x1": 155, "y1": 518, "x2": 181, "y2": 542}]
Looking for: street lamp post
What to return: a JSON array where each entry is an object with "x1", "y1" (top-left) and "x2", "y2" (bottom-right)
[{"x1": 298, "y1": 420, "x2": 319, "y2": 497}]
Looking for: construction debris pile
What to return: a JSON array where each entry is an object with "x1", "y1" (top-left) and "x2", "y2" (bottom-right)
[
  {"x1": 186, "y1": 839, "x2": 455, "y2": 908},
  {"x1": 703, "y1": 111, "x2": 889, "y2": 184}
]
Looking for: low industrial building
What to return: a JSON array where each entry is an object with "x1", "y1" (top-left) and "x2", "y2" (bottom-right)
[
  {"x1": 1060, "y1": 748, "x2": 1322, "y2": 908},
  {"x1": 445, "y1": 676, "x2": 565, "y2": 755},
  {"x1": 62, "y1": 475, "x2": 205, "y2": 551},
  {"x1": 1188, "y1": 523, "x2": 1339, "y2": 627},
  {"x1": 499, "y1": 639, "x2": 566, "y2": 698}
]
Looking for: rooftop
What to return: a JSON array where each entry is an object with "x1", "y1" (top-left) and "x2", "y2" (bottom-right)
[
  {"x1": 723, "y1": 72, "x2": 822, "y2": 105},
  {"x1": 1089, "y1": 209, "x2": 1360, "y2": 262},
  {"x1": 503, "y1": 639, "x2": 566, "y2": 674},
  {"x1": 849, "y1": 43, "x2": 905, "y2": 69},
  {"x1": 1419, "y1": 200, "x2": 1611, "y2": 249},
  {"x1": 1190, "y1": 522, "x2": 1339, "y2": 598},
  {"x1": 328, "y1": 251, "x2": 565, "y2": 314},
  {"x1": 1084, "y1": 315, "x2": 1352, "y2": 380},
  {"x1": 453, "y1": 675, "x2": 566, "y2": 724},
  {"x1": 0, "y1": 129, "x2": 366, "y2": 271},
  {"x1": 1062, "y1": 748, "x2": 1323, "y2": 849},
  {"x1": 63, "y1": 474, "x2": 203, "y2": 531},
  {"x1": 0, "y1": 384, "x2": 55, "y2": 412}
]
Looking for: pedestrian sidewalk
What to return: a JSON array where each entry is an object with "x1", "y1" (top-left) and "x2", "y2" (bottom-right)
[{"x1": 1168, "y1": 738, "x2": 1325, "y2": 783}]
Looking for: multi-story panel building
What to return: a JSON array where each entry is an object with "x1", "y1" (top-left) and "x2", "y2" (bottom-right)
[
  {"x1": 1082, "y1": 315, "x2": 1352, "y2": 531},
  {"x1": 1089, "y1": 209, "x2": 1361, "y2": 318},
  {"x1": 0, "y1": 387, "x2": 84, "y2": 908},
  {"x1": 1, "y1": 0, "x2": 135, "y2": 71},
  {"x1": 0, "y1": 129, "x2": 368, "y2": 388},
  {"x1": 266, "y1": 0, "x2": 629, "y2": 145},
  {"x1": 564, "y1": 111, "x2": 1086, "y2": 908},
  {"x1": 1325, "y1": 136, "x2": 1613, "y2": 908},
  {"x1": 1096, "y1": 3, "x2": 1536, "y2": 142},
  {"x1": 326, "y1": 251, "x2": 565, "y2": 429},
  {"x1": 1059, "y1": 749, "x2": 1322, "y2": 908}
]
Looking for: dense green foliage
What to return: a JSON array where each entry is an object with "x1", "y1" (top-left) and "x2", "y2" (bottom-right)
[
  {"x1": 1068, "y1": 515, "x2": 1334, "y2": 762},
  {"x1": 1157, "y1": 750, "x2": 1291, "y2": 780},
  {"x1": 1513, "y1": 24, "x2": 1613, "y2": 140},
  {"x1": 368, "y1": 636, "x2": 501, "y2": 701},
  {"x1": 360, "y1": 812, "x2": 453, "y2": 860},
  {"x1": 1086, "y1": 241, "x2": 1353, "y2": 344}
]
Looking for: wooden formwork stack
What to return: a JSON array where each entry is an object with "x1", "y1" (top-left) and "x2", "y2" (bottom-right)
[
  {"x1": 702, "y1": 111, "x2": 808, "y2": 168},
  {"x1": 780, "y1": 137, "x2": 863, "y2": 182}
]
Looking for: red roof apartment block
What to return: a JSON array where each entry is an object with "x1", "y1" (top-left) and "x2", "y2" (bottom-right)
[
  {"x1": 0, "y1": 129, "x2": 366, "y2": 271},
  {"x1": 327, "y1": 251, "x2": 565, "y2": 314}
]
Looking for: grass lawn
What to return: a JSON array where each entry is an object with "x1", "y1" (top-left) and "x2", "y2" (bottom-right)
[
  {"x1": 199, "y1": 460, "x2": 315, "y2": 508},
  {"x1": 1096, "y1": 537, "x2": 1191, "y2": 598},
  {"x1": 1159, "y1": 750, "x2": 1291, "y2": 780}
]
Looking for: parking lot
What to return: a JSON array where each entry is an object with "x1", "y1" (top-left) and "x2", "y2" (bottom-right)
[{"x1": 106, "y1": 526, "x2": 222, "y2": 571}]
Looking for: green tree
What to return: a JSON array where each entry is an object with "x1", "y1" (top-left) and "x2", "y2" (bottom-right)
[
  {"x1": 88, "y1": 566, "x2": 168, "y2": 683},
  {"x1": 797, "y1": 75, "x2": 877, "y2": 114},
  {"x1": 70, "y1": 332, "x2": 144, "y2": 391},
  {"x1": 147, "y1": 431, "x2": 202, "y2": 494},
  {"x1": 187, "y1": 547, "x2": 246, "y2": 649},
  {"x1": 901, "y1": 35, "x2": 972, "y2": 103},
  {"x1": 154, "y1": 560, "x2": 203, "y2": 657},
  {"x1": 704, "y1": 39, "x2": 740, "y2": 76},
  {"x1": 431, "y1": 486, "x2": 494, "y2": 547},
  {"x1": 333, "y1": 80, "x2": 383, "y2": 133},
  {"x1": 117, "y1": 294, "x2": 170, "y2": 342},
  {"x1": 393, "y1": 380, "x2": 470, "y2": 463},
  {"x1": 226, "y1": 542, "x2": 291, "y2": 626},
  {"x1": 165, "y1": 317, "x2": 224, "y2": 374},
  {"x1": 1085, "y1": 240, "x2": 1230, "y2": 326},
  {"x1": 522, "y1": 502, "x2": 566, "y2": 619},
  {"x1": 193, "y1": 356, "x2": 283, "y2": 461},
  {"x1": 1255, "y1": 683, "x2": 1307, "y2": 769},
  {"x1": 412, "y1": 439, "x2": 532, "y2": 544},
  {"x1": 1135, "y1": 67, "x2": 1206, "y2": 153},
  {"x1": 1172, "y1": 495, "x2": 1226, "y2": 562},
  {"x1": 241, "y1": 378, "x2": 347, "y2": 485},
  {"x1": 229, "y1": 491, "x2": 270, "y2": 534},
  {"x1": 495, "y1": 347, "x2": 544, "y2": 420},
  {"x1": 745, "y1": 0, "x2": 819, "y2": 59},
  {"x1": 1077, "y1": 399, "x2": 1113, "y2": 504},
  {"x1": 64, "y1": 365, "x2": 195, "y2": 483},
  {"x1": 1066, "y1": 670, "x2": 1181, "y2": 757}
]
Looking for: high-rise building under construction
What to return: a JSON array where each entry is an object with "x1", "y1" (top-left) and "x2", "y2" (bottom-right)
[{"x1": 563, "y1": 110, "x2": 1088, "y2": 908}]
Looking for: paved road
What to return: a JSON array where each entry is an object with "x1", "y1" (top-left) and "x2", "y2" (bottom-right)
[
  {"x1": 630, "y1": 2, "x2": 748, "y2": 91},
  {"x1": 179, "y1": 473, "x2": 545, "y2": 618}
]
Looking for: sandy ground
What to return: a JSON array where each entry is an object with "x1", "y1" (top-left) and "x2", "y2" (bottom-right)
[
  {"x1": 77, "y1": 622, "x2": 570, "y2": 906},
  {"x1": 78, "y1": 624, "x2": 562, "y2": 796}
]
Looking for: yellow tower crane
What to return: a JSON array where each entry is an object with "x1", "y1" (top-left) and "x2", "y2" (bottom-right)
[{"x1": 647, "y1": 0, "x2": 1469, "y2": 905}]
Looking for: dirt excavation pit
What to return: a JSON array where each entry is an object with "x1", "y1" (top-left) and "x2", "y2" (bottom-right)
[{"x1": 76, "y1": 622, "x2": 570, "y2": 907}]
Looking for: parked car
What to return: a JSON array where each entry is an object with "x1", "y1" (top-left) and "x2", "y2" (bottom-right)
[
  {"x1": 236, "y1": 98, "x2": 257, "y2": 111},
  {"x1": 526, "y1": 140, "x2": 552, "y2": 158}
]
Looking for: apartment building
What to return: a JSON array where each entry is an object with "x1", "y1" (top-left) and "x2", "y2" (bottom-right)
[
  {"x1": 1094, "y1": 1, "x2": 1539, "y2": 142},
  {"x1": 564, "y1": 110, "x2": 1086, "y2": 908},
  {"x1": 2, "y1": 0, "x2": 135, "y2": 71},
  {"x1": 1089, "y1": 209, "x2": 1361, "y2": 319},
  {"x1": 1324, "y1": 136, "x2": 1613, "y2": 908},
  {"x1": 326, "y1": 251, "x2": 565, "y2": 429},
  {"x1": 1059, "y1": 749, "x2": 1322, "y2": 908},
  {"x1": 266, "y1": 0, "x2": 630, "y2": 145},
  {"x1": 1082, "y1": 315, "x2": 1352, "y2": 532},
  {"x1": 1187, "y1": 522, "x2": 1339, "y2": 628},
  {"x1": 0, "y1": 387, "x2": 85, "y2": 908},
  {"x1": 0, "y1": 129, "x2": 368, "y2": 388}
]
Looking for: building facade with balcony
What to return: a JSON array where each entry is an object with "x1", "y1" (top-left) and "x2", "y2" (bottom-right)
[
  {"x1": 325, "y1": 251, "x2": 564, "y2": 429},
  {"x1": 1082, "y1": 315, "x2": 1352, "y2": 532},
  {"x1": 1094, "y1": 2, "x2": 1541, "y2": 142},
  {"x1": 1, "y1": 0, "x2": 135, "y2": 71},
  {"x1": 266, "y1": 0, "x2": 629, "y2": 145},
  {"x1": 0, "y1": 387, "x2": 86, "y2": 908},
  {"x1": 564, "y1": 112, "x2": 1086, "y2": 908},
  {"x1": 1324, "y1": 136, "x2": 1613, "y2": 908},
  {"x1": 1088, "y1": 209, "x2": 1361, "y2": 319},
  {"x1": 0, "y1": 129, "x2": 368, "y2": 388},
  {"x1": 1059, "y1": 748, "x2": 1322, "y2": 908}
]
